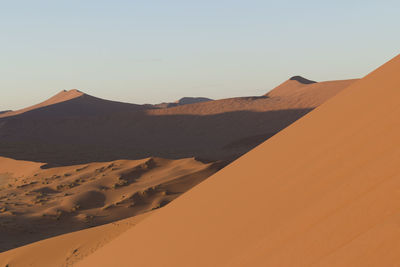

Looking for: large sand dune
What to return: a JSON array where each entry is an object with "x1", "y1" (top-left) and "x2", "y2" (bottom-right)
[
  {"x1": 0, "y1": 89, "x2": 146, "y2": 119},
  {"x1": 75, "y1": 55, "x2": 400, "y2": 266},
  {"x1": 0, "y1": 89, "x2": 84, "y2": 118},
  {"x1": 0, "y1": 78, "x2": 355, "y2": 166}
]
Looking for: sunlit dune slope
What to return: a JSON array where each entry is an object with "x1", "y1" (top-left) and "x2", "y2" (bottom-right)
[
  {"x1": 78, "y1": 55, "x2": 400, "y2": 267},
  {"x1": 0, "y1": 212, "x2": 152, "y2": 267}
]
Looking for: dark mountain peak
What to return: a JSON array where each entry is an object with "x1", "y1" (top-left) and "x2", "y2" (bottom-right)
[
  {"x1": 289, "y1": 76, "x2": 317, "y2": 84},
  {"x1": 154, "y1": 97, "x2": 213, "y2": 109},
  {"x1": 176, "y1": 97, "x2": 213, "y2": 105}
]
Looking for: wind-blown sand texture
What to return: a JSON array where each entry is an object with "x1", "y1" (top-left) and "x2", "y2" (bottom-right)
[
  {"x1": 0, "y1": 78, "x2": 356, "y2": 166},
  {"x1": 0, "y1": 156, "x2": 223, "y2": 252},
  {"x1": 76, "y1": 55, "x2": 400, "y2": 266},
  {"x1": 0, "y1": 212, "x2": 151, "y2": 267}
]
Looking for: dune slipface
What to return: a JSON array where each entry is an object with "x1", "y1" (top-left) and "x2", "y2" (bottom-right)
[{"x1": 77, "y1": 55, "x2": 400, "y2": 267}]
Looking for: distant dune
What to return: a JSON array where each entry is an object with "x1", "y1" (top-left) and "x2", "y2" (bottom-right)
[
  {"x1": 75, "y1": 55, "x2": 400, "y2": 267},
  {"x1": 0, "y1": 156, "x2": 224, "y2": 253},
  {"x1": 154, "y1": 97, "x2": 213, "y2": 108},
  {"x1": 0, "y1": 89, "x2": 148, "y2": 120},
  {"x1": 0, "y1": 89, "x2": 84, "y2": 118},
  {"x1": 0, "y1": 78, "x2": 356, "y2": 166}
]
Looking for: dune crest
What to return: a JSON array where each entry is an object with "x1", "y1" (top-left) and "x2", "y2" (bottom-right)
[
  {"x1": 0, "y1": 89, "x2": 84, "y2": 118},
  {"x1": 77, "y1": 55, "x2": 400, "y2": 266}
]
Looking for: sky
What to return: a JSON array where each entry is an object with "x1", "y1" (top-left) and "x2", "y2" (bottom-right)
[{"x1": 1, "y1": 0, "x2": 399, "y2": 110}]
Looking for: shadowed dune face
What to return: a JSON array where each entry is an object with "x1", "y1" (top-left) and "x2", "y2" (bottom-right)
[
  {"x1": 0, "y1": 156, "x2": 224, "y2": 252},
  {"x1": 76, "y1": 55, "x2": 400, "y2": 267},
  {"x1": 0, "y1": 79, "x2": 355, "y2": 166},
  {"x1": 0, "y1": 108, "x2": 312, "y2": 166}
]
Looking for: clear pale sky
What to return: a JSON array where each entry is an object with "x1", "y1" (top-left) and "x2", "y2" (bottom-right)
[{"x1": 1, "y1": 0, "x2": 399, "y2": 110}]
